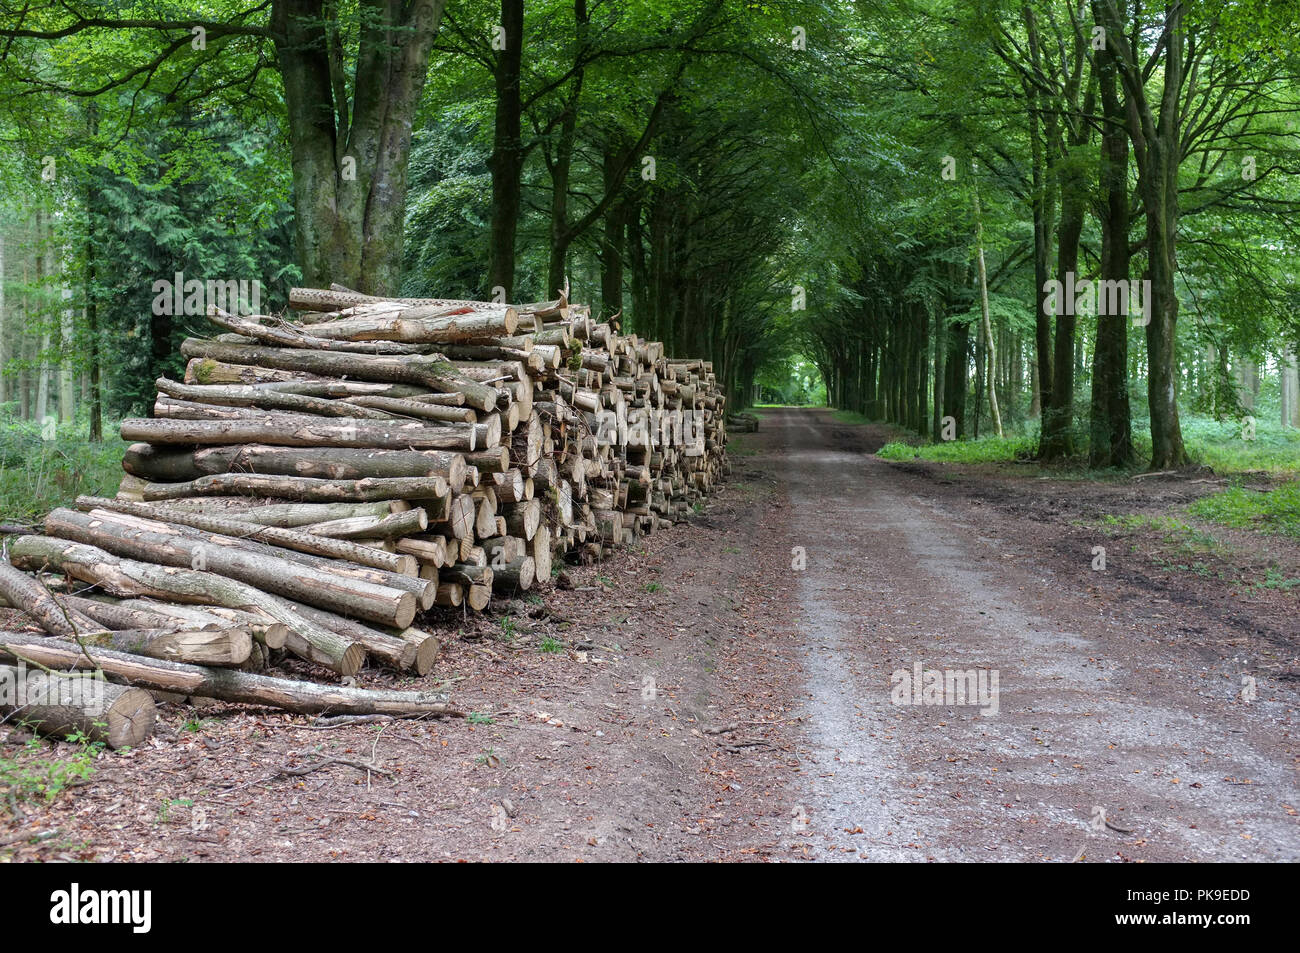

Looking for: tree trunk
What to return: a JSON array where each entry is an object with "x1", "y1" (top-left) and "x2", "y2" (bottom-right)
[
  {"x1": 487, "y1": 0, "x2": 525, "y2": 300},
  {"x1": 1088, "y1": 18, "x2": 1136, "y2": 469},
  {"x1": 271, "y1": 0, "x2": 447, "y2": 293}
]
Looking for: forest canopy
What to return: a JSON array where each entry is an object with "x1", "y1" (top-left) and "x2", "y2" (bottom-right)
[{"x1": 1, "y1": 0, "x2": 1298, "y2": 471}]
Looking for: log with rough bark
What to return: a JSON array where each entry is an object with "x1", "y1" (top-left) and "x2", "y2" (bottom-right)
[
  {"x1": 123, "y1": 443, "x2": 464, "y2": 487},
  {"x1": 155, "y1": 377, "x2": 391, "y2": 418},
  {"x1": 0, "y1": 558, "x2": 100, "y2": 636},
  {"x1": 179, "y1": 339, "x2": 500, "y2": 411},
  {"x1": 206, "y1": 307, "x2": 445, "y2": 355},
  {"x1": 43, "y1": 509, "x2": 418, "y2": 630},
  {"x1": 122, "y1": 413, "x2": 478, "y2": 453},
  {"x1": 135, "y1": 473, "x2": 448, "y2": 505},
  {"x1": 79, "y1": 505, "x2": 433, "y2": 611},
  {"x1": 287, "y1": 602, "x2": 438, "y2": 675},
  {"x1": 0, "y1": 634, "x2": 450, "y2": 716},
  {"x1": 299, "y1": 509, "x2": 428, "y2": 540},
  {"x1": 291, "y1": 285, "x2": 566, "y2": 320},
  {"x1": 167, "y1": 500, "x2": 394, "y2": 526},
  {"x1": 94, "y1": 599, "x2": 289, "y2": 650},
  {"x1": 77, "y1": 496, "x2": 418, "y2": 577},
  {"x1": 184, "y1": 359, "x2": 432, "y2": 398},
  {"x1": 492, "y1": 556, "x2": 536, "y2": 592},
  {"x1": 339, "y1": 395, "x2": 477, "y2": 423},
  {"x1": 8, "y1": 536, "x2": 364, "y2": 676},
  {"x1": 0, "y1": 663, "x2": 155, "y2": 748}
]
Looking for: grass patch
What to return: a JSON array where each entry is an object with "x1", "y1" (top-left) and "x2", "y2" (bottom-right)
[
  {"x1": 1187, "y1": 480, "x2": 1300, "y2": 539},
  {"x1": 0, "y1": 730, "x2": 104, "y2": 806},
  {"x1": 830, "y1": 409, "x2": 873, "y2": 426},
  {"x1": 877, "y1": 434, "x2": 1036, "y2": 464}
]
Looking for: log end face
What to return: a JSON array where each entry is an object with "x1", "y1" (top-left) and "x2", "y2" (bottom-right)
[{"x1": 107, "y1": 687, "x2": 158, "y2": 749}]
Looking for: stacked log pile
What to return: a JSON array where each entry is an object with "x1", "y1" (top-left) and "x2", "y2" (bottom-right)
[{"x1": 0, "y1": 286, "x2": 728, "y2": 742}]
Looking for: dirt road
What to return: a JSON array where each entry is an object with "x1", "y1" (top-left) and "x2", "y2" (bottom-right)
[
  {"x1": 3, "y1": 407, "x2": 1296, "y2": 862},
  {"x1": 763, "y1": 407, "x2": 1298, "y2": 861}
]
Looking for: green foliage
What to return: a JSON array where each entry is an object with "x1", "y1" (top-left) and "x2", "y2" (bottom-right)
[
  {"x1": 538, "y1": 635, "x2": 563, "y2": 654},
  {"x1": 0, "y1": 730, "x2": 103, "y2": 806},
  {"x1": 0, "y1": 414, "x2": 125, "y2": 521},
  {"x1": 1188, "y1": 481, "x2": 1300, "y2": 539},
  {"x1": 877, "y1": 434, "x2": 1037, "y2": 463}
]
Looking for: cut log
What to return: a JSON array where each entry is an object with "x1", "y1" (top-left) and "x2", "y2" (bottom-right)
[
  {"x1": 501, "y1": 500, "x2": 541, "y2": 540},
  {"x1": 0, "y1": 558, "x2": 100, "y2": 636},
  {"x1": 434, "y1": 582, "x2": 463, "y2": 607},
  {"x1": 43, "y1": 509, "x2": 417, "y2": 630},
  {"x1": 77, "y1": 496, "x2": 418, "y2": 577},
  {"x1": 339, "y1": 395, "x2": 477, "y2": 423},
  {"x1": 492, "y1": 556, "x2": 536, "y2": 592},
  {"x1": 466, "y1": 583, "x2": 491, "y2": 611},
  {"x1": 95, "y1": 598, "x2": 288, "y2": 650},
  {"x1": 206, "y1": 307, "x2": 444, "y2": 355},
  {"x1": 78, "y1": 505, "x2": 434, "y2": 611},
  {"x1": 170, "y1": 500, "x2": 395, "y2": 526},
  {"x1": 303, "y1": 304, "x2": 519, "y2": 342},
  {"x1": 179, "y1": 339, "x2": 500, "y2": 411},
  {"x1": 124, "y1": 443, "x2": 463, "y2": 485},
  {"x1": 79, "y1": 627, "x2": 253, "y2": 667},
  {"x1": 0, "y1": 635, "x2": 450, "y2": 716},
  {"x1": 8, "y1": 536, "x2": 364, "y2": 676},
  {"x1": 184, "y1": 359, "x2": 429, "y2": 398},
  {"x1": 136, "y1": 473, "x2": 448, "y2": 505},
  {"x1": 0, "y1": 663, "x2": 154, "y2": 748},
  {"x1": 121, "y1": 414, "x2": 477, "y2": 452},
  {"x1": 299, "y1": 509, "x2": 428, "y2": 541},
  {"x1": 155, "y1": 377, "x2": 390, "y2": 418},
  {"x1": 285, "y1": 602, "x2": 431, "y2": 674}
]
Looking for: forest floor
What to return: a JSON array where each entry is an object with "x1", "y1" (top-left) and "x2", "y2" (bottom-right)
[{"x1": 2, "y1": 406, "x2": 1296, "y2": 861}]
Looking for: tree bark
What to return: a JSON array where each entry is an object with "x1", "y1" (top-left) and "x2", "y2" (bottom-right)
[
  {"x1": 0, "y1": 663, "x2": 154, "y2": 748},
  {"x1": 8, "y1": 536, "x2": 364, "y2": 675},
  {"x1": 179, "y1": 339, "x2": 501, "y2": 410},
  {"x1": 121, "y1": 413, "x2": 477, "y2": 452},
  {"x1": 271, "y1": 0, "x2": 447, "y2": 293},
  {"x1": 0, "y1": 634, "x2": 451, "y2": 716},
  {"x1": 43, "y1": 508, "x2": 418, "y2": 629}
]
